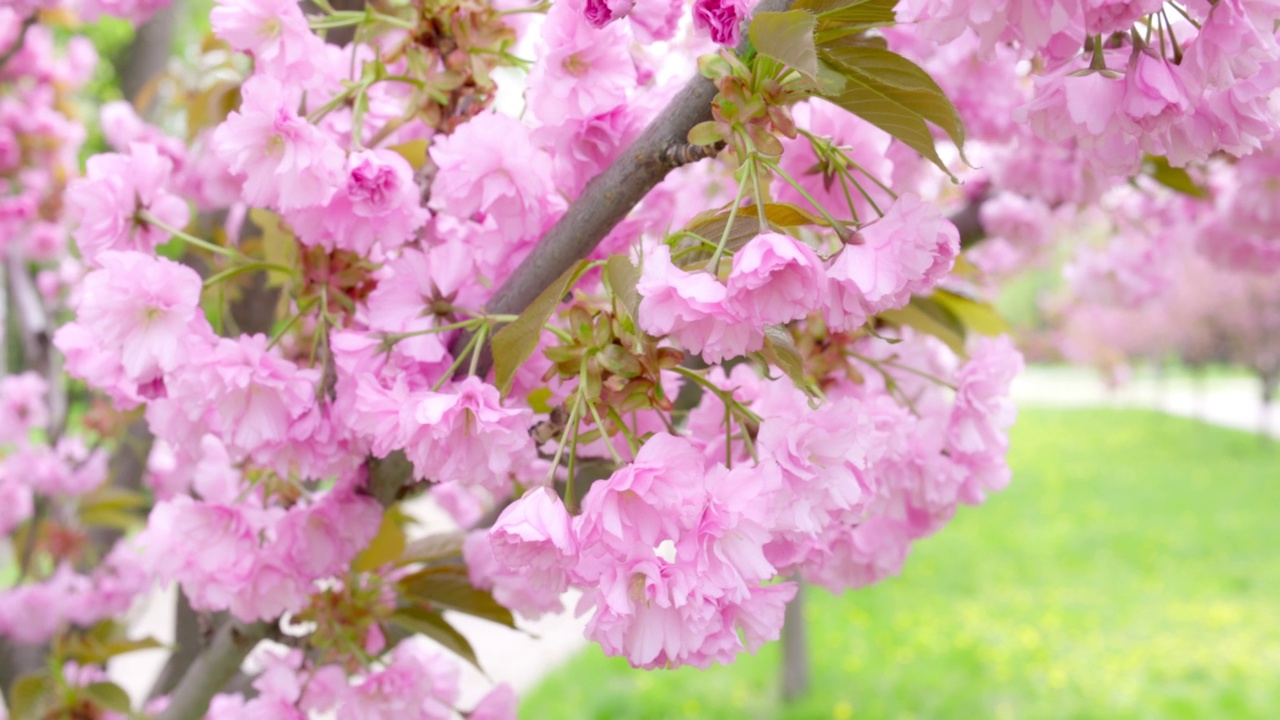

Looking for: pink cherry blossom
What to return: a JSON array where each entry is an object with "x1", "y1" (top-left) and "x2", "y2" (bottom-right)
[
  {"x1": 725, "y1": 232, "x2": 826, "y2": 326},
  {"x1": 211, "y1": 0, "x2": 325, "y2": 83},
  {"x1": 692, "y1": 0, "x2": 749, "y2": 45},
  {"x1": 66, "y1": 142, "x2": 189, "y2": 264},
  {"x1": 527, "y1": 1, "x2": 636, "y2": 125},
  {"x1": 0, "y1": 372, "x2": 48, "y2": 445},
  {"x1": 637, "y1": 244, "x2": 764, "y2": 362},
  {"x1": 212, "y1": 75, "x2": 344, "y2": 211}
]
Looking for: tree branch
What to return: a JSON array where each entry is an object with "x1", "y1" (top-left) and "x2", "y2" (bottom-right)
[
  {"x1": 454, "y1": 0, "x2": 794, "y2": 376},
  {"x1": 156, "y1": 619, "x2": 268, "y2": 720}
]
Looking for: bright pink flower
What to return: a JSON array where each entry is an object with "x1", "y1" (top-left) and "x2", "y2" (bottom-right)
[
  {"x1": 527, "y1": 2, "x2": 636, "y2": 125},
  {"x1": 1082, "y1": 0, "x2": 1163, "y2": 34},
  {"x1": 212, "y1": 75, "x2": 344, "y2": 211},
  {"x1": 583, "y1": 0, "x2": 637, "y2": 26},
  {"x1": 692, "y1": 0, "x2": 749, "y2": 45},
  {"x1": 726, "y1": 233, "x2": 826, "y2": 325},
  {"x1": 948, "y1": 335, "x2": 1023, "y2": 502},
  {"x1": 1183, "y1": 0, "x2": 1280, "y2": 91},
  {"x1": 532, "y1": 104, "x2": 645, "y2": 197},
  {"x1": 287, "y1": 149, "x2": 427, "y2": 255},
  {"x1": 211, "y1": 0, "x2": 324, "y2": 83},
  {"x1": 404, "y1": 376, "x2": 535, "y2": 494},
  {"x1": 99, "y1": 100, "x2": 186, "y2": 168},
  {"x1": 67, "y1": 142, "x2": 189, "y2": 264},
  {"x1": 0, "y1": 372, "x2": 47, "y2": 445},
  {"x1": 637, "y1": 245, "x2": 764, "y2": 362}
]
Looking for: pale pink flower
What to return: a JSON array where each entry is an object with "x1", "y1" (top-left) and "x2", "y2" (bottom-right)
[
  {"x1": 158, "y1": 334, "x2": 320, "y2": 467},
  {"x1": 527, "y1": 2, "x2": 636, "y2": 125},
  {"x1": 1123, "y1": 50, "x2": 1193, "y2": 134},
  {"x1": 471, "y1": 684, "x2": 517, "y2": 720},
  {"x1": 275, "y1": 491, "x2": 383, "y2": 579},
  {"x1": 405, "y1": 377, "x2": 535, "y2": 494},
  {"x1": 55, "y1": 251, "x2": 210, "y2": 401},
  {"x1": 826, "y1": 194, "x2": 959, "y2": 316},
  {"x1": 726, "y1": 233, "x2": 826, "y2": 325},
  {"x1": 287, "y1": 148, "x2": 427, "y2": 255},
  {"x1": 488, "y1": 487, "x2": 577, "y2": 600},
  {"x1": 212, "y1": 75, "x2": 344, "y2": 211},
  {"x1": 637, "y1": 245, "x2": 764, "y2": 362},
  {"x1": 138, "y1": 497, "x2": 263, "y2": 613},
  {"x1": 0, "y1": 372, "x2": 47, "y2": 444},
  {"x1": 67, "y1": 142, "x2": 189, "y2": 264},
  {"x1": 429, "y1": 112, "x2": 555, "y2": 248},
  {"x1": 465, "y1": 530, "x2": 567, "y2": 619},
  {"x1": 211, "y1": 0, "x2": 324, "y2": 83}
]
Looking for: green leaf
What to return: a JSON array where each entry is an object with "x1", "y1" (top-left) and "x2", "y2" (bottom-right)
[
  {"x1": 738, "y1": 201, "x2": 831, "y2": 227},
  {"x1": 687, "y1": 120, "x2": 723, "y2": 146},
  {"x1": 79, "y1": 507, "x2": 143, "y2": 531},
  {"x1": 817, "y1": 46, "x2": 967, "y2": 179},
  {"x1": 247, "y1": 208, "x2": 297, "y2": 289},
  {"x1": 761, "y1": 326, "x2": 817, "y2": 397},
  {"x1": 389, "y1": 607, "x2": 482, "y2": 670},
  {"x1": 750, "y1": 10, "x2": 820, "y2": 80},
  {"x1": 932, "y1": 289, "x2": 1010, "y2": 337},
  {"x1": 879, "y1": 296, "x2": 967, "y2": 356},
  {"x1": 398, "y1": 531, "x2": 465, "y2": 565},
  {"x1": 604, "y1": 254, "x2": 642, "y2": 327},
  {"x1": 491, "y1": 260, "x2": 589, "y2": 397},
  {"x1": 399, "y1": 566, "x2": 517, "y2": 628},
  {"x1": 83, "y1": 682, "x2": 132, "y2": 714},
  {"x1": 808, "y1": 0, "x2": 897, "y2": 25},
  {"x1": 796, "y1": 0, "x2": 893, "y2": 16},
  {"x1": 389, "y1": 139, "x2": 429, "y2": 169},
  {"x1": 10, "y1": 672, "x2": 51, "y2": 720},
  {"x1": 1143, "y1": 154, "x2": 1206, "y2": 198},
  {"x1": 354, "y1": 509, "x2": 405, "y2": 572}
]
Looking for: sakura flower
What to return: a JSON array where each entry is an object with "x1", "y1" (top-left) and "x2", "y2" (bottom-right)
[
  {"x1": 1122, "y1": 50, "x2": 1194, "y2": 135},
  {"x1": 465, "y1": 530, "x2": 566, "y2": 619},
  {"x1": 287, "y1": 148, "x2": 428, "y2": 256},
  {"x1": 138, "y1": 497, "x2": 263, "y2": 613},
  {"x1": 212, "y1": 75, "x2": 344, "y2": 211},
  {"x1": 637, "y1": 245, "x2": 764, "y2": 362},
  {"x1": 54, "y1": 251, "x2": 210, "y2": 402},
  {"x1": 583, "y1": 0, "x2": 637, "y2": 26},
  {"x1": 66, "y1": 142, "x2": 189, "y2": 264},
  {"x1": 825, "y1": 193, "x2": 959, "y2": 317},
  {"x1": 211, "y1": 0, "x2": 325, "y2": 83},
  {"x1": 429, "y1": 112, "x2": 555, "y2": 248},
  {"x1": 527, "y1": 1, "x2": 636, "y2": 125},
  {"x1": 0, "y1": 372, "x2": 48, "y2": 445},
  {"x1": 692, "y1": 0, "x2": 749, "y2": 45},
  {"x1": 725, "y1": 232, "x2": 826, "y2": 326},
  {"x1": 488, "y1": 487, "x2": 578, "y2": 601},
  {"x1": 404, "y1": 376, "x2": 535, "y2": 494}
]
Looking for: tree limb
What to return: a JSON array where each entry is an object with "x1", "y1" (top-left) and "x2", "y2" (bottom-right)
[{"x1": 454, "y1": 0, "x2": 794, "y2": 375}]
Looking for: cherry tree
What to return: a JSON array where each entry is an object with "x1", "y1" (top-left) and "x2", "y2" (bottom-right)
[{"x1": 0, "y1": 0, "x2": 1277, "y2": 717}]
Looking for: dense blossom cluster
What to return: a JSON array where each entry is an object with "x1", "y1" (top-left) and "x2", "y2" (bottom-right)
[{"x1": 6, "y1": 0, "x2": 1280, "y2": 714}]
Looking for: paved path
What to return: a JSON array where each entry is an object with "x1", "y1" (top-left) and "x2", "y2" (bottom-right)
[{"x1": 107, "y1": 364, "x2": 1274, "y2": 708}]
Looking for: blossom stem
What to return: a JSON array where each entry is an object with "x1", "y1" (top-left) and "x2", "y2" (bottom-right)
[
  {"x1": 202, "y1": 262, "x2": 295, "y2": 289},
  {"x1": 672, "y1": 365, "x2": 763, "y2": 424},
  {"x1": 432, "y1": 330, "x2": 482, "y2": 392},
  {"x1": 267, "y1": 297, "x2": 319, "y2": 350},
  {"x1": 748, "y1": 158, "x2": 769, "y2": 234},
  {"x1": 468, "y1": 325, "x2": 488, "y2": 376},
  {"x1": 606, "y1": 406, "x2": 642, "y2": 455},
  {"x1": 708, "y1": 164, "x2": 751, "y2": 270},
  {"x1": 140, "y1": 212, "x2": 247, "y2": 262},
  {"x1": 764, "y1": 159, "x2": 854, "y2": 240},
  {"x1": 550, "y1": 392, "x2": 584, "y2": 508},
  {"x1": 381, "y1": 319, "x2": 481, "y2": 344}
]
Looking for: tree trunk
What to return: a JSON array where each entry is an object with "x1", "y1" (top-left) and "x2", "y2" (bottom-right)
[{"x1": 780, "y1": 581, "x2": 810, "y2": 703}]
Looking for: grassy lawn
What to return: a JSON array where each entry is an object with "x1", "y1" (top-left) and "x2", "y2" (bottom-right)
[{"x1": 520, "y1": 409, "x2": 1280, "y2": 719}]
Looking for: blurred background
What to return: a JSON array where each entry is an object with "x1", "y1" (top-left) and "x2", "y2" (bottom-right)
[{"x1": 23, "y1": 1, "x2": 1280, "y2": 717}]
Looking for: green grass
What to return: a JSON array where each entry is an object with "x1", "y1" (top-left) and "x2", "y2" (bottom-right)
[{"x1": 520, "y1": 409, "x2": 1280, "y2": 720}]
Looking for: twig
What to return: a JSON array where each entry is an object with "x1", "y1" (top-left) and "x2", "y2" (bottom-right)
[{"x1": 0, "y1": 16, "x2": 34, "y2": 74}]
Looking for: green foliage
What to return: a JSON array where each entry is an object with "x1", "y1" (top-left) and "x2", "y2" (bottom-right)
[
  {"x1": 491, "y1": 260, "x2": 590, "y2": 396},
  {"x1": 522, "y1": 409, "x2": 1280, "y2": 719},
  {"x1": 750, "y1": 11, "x2": 820, "y2": 81}
]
